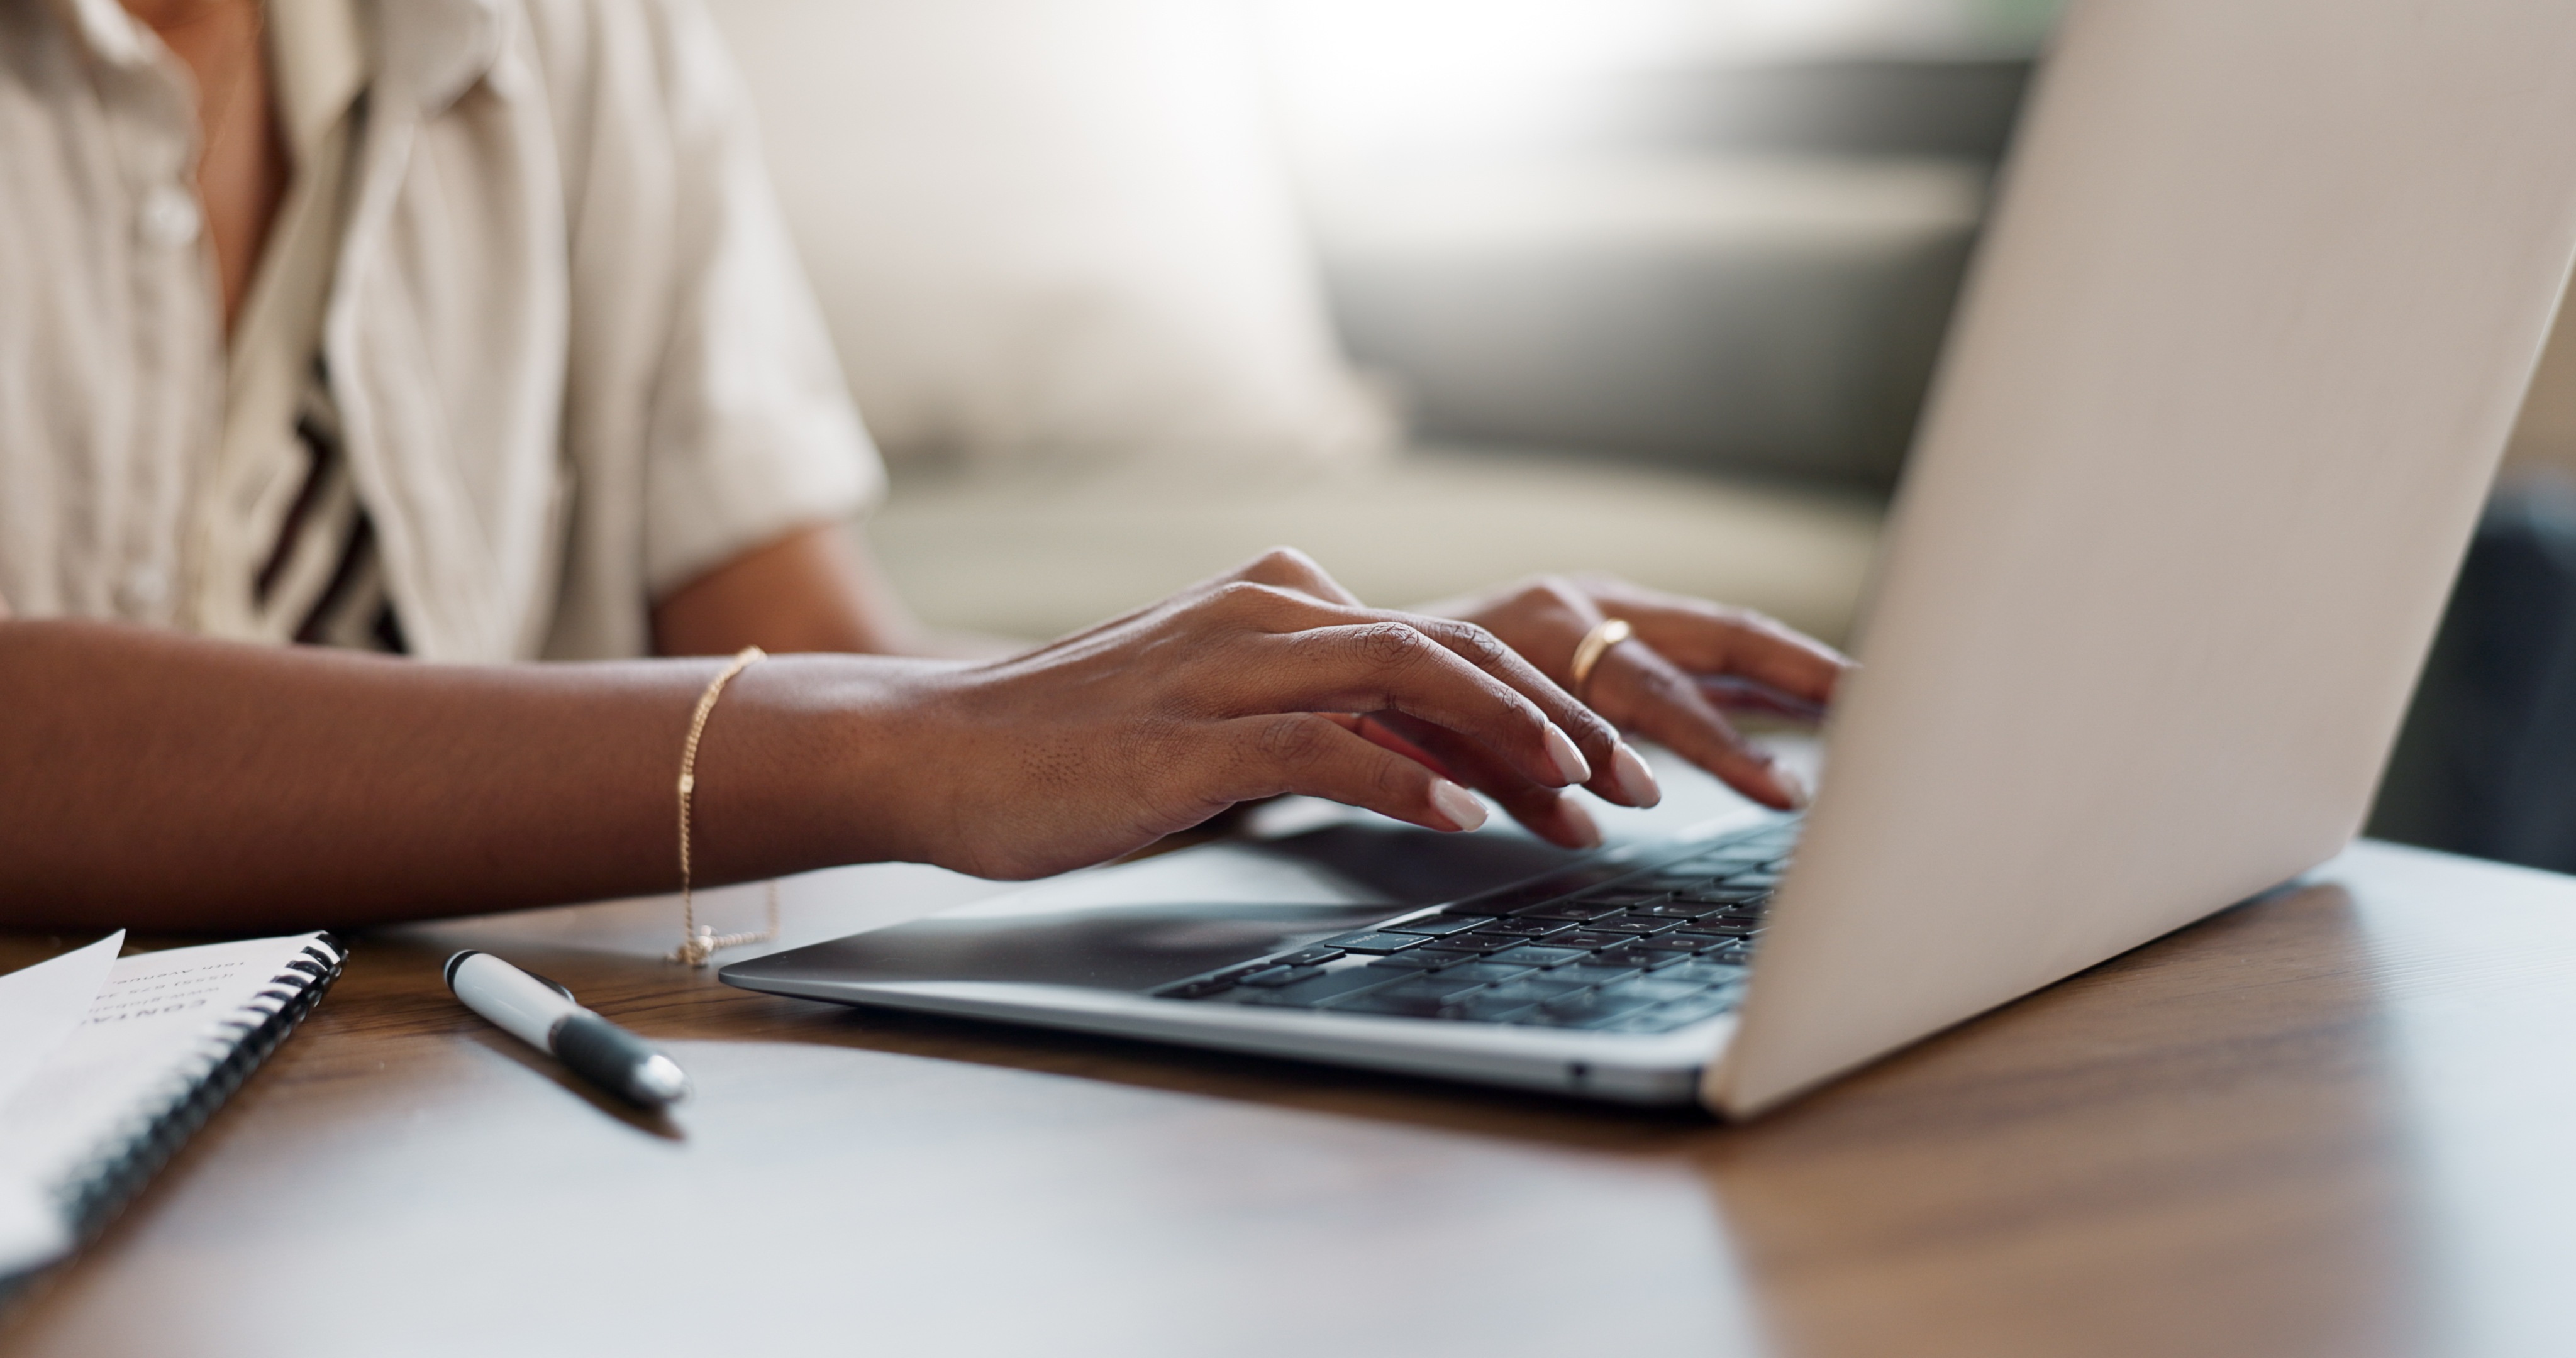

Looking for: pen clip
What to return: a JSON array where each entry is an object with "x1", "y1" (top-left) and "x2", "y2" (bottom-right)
[{"x1": 523, "y1": 971, "x2": 577, "y2": 1005}]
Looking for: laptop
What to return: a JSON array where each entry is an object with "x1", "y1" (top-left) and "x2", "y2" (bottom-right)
[{"x1": 724, "y1": 0, "x2": 2576, "y2": 1116}]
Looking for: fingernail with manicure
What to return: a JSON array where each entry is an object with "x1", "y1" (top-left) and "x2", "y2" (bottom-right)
[
  {"x1": 1611, "y1": 744, "x2": 1662, "y2": 807},
  {"x1": 1543, "y1": 725, "x2": 1592, "y2": 785},
  {"x1": 1430, "y1": 780, "x2": 1489, "y2": 832}
]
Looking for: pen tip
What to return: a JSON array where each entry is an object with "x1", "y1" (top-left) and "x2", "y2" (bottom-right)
[{"x1": 633, "y1": 1053, "x2": 692, "y2": 1106}]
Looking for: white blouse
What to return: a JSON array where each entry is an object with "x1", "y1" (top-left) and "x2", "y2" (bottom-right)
[{"x1": 0, "y1": 0, "x2": 884, "y2": 661}]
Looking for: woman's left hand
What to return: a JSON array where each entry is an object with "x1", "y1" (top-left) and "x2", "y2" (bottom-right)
[{"x1": 1413, "y1": 573, "x2": 1850, "y2": 839}]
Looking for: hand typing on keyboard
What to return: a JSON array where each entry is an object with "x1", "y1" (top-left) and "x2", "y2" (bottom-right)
[{"x1": 1411, "y1": 575, "x2": 1848, "y2": 823}]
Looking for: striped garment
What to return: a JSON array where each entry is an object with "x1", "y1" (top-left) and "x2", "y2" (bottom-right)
[{"x1": 248, "y1": 358, "x2": 403, "y2": 653}]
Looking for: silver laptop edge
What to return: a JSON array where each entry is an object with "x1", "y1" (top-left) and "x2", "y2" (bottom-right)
[
  {"x1": 734, "y1": 976, "x2": 1734, "y2": 1105},
  {"x1": 729, "y1": 0, "x2": 2576, "y2": 1115},
  {"x1": 1709, "y1": 0, "x2": 2576, "y2": 1112}
]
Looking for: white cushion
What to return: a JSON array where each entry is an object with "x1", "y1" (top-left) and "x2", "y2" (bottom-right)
[{"x1": 708, "y1": 0, "x2": 1392, "y2": 474}]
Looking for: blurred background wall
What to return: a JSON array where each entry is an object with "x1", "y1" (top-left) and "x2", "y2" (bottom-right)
[
  {"x1": 1265, "y1": 0, "x2": 2051, "y2": 485},
  {"x1": 709, "y1": 0, "x2": 2064, "y2": 650},
  {"x1": 708, "y1": 0, "x2": 2576, "y2": 871}
]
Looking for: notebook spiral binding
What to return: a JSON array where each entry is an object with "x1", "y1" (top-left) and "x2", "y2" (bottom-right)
[{"x1": 52, "y1": 934, "x2": 347, "y2": 1249}]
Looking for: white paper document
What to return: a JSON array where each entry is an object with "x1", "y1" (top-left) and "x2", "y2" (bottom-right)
[
  {"x1": 0, "y1": 933, "x2": 123, "y2": 1114},
  {"x1": 0, "y1": 934, "x2": 335, "y2": 1276},
  {"x1": 0, "y1": 932, "x2": 123, "y2": 1274}
]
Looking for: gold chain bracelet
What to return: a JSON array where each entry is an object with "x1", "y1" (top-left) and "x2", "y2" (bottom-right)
[{"x1": 671, "y1": 646, "x2": 780, "y2": 968}]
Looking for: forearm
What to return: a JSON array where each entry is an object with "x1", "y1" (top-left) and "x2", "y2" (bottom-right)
[
  {"x1": 0, "y1": 549, "x2": 1763, "y2": 934},
  {"x1": 0, "y1": 621, "x2": 926, "y2": 931}
]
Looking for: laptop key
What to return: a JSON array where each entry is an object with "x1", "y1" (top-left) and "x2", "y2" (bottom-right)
[
  {"x1": 1314, "y1": 932, "x2": 1435, "y2": 954},
  {"x1": 1589, "y1": 944, "x2": 1694, "y2": 971},
  {"x1": 1345, "y1": 974, "x2": 1493, "y2": 1005},
  {"x1": 1627, "y1": 902, "x2": 1724, "y2": 920},
  {"x1": 1546, "y1": 930, "x2": 1641, "y2": 951},
  {"x1": 1679, "y1": 922, "x2": 1762, "y2": 948},
  {"x1": 1679, "y1": 921, "x2": 1758, "y2": 940},
  {"x1": 1450, "y1": 978, "x2": 1591, "y2": 1020},
  {"x1": 1382, "y1": 915, "x2": 1491, "y2": 937},
  {"x1": 1552, "y1": 963, "x2": 1644, "y2": 988},
  {"x1": 1583, "y1": 918, "x2": 1681, "y2": 937},
  {"x1": 1530, "y1": 990, "x2": 1666, "y2": 1029},
  {"x1": 1479, "y1": 976, "x2": 1592, "y2": 1003},
  {"x1": 1675, "y1": 888, "x2": 1770, "y2": 907},
  {"x1": 1444, "y1": 993, "x2": 1548, "y2": 1023},
  {"x1": 1436, "y1": 934, "x2": 1536, "y2": 954},
  {"x1": 1629, "y1": 935, "x2": 1706, "y2": 953},
  {"x1": 1511, "y1": 901, "x2": 1628, "y2": 922},
  {"x1": 1579, "y1": 890, "x2": 1673, "y2": 908},
  {"x1": 1657, "y1": 960, "x2": 1750, "y2": 987},
  {"x1": 1614, "y1": 989, "x2": 1745, "y2": 1032},
  {"x1": 1157, "y1": 960, "x2": 1275, "y2": 996},
  {"x1": 1482, "y1": 944, "x2": 1588, "y2": 969},
  {"x1": 1333, "y1": 991, "x2": 1457, "y2": 1018},
  {"x1": 1239, "y1": 968, "x2": 1400, "y2": 1007},
  {"x1": 1601, "y1": 978, "x2": 1709, "y2": 1005},
  {"x1": 1235, "y1": 964, "x2": 1321, "y2": 988},
  {"x1": 1436, "y1": 962, "x2": 1540, "y2": 985},
  {"x1": 1366, "y1": 953, "x2": 1452, "y2": 973},
  {"x1": 1474, "y1": 919, "x2": 1579, "y2": 939},
  {"x1": 1275, "y1": 947, "x2": 1348, "y2": 967}
]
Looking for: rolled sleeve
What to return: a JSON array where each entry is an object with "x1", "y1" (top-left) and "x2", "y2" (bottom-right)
[{"x1": 636, "y1": 0, "x2": 882, "y2": 600}]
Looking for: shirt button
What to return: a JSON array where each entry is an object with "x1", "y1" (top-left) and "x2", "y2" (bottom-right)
[
  {"x1": 118, "y1": 563, "x2": 170, "y2": 614},
  {"x1": 140, "y1": 186, "x2": 201, "y2": 248}
]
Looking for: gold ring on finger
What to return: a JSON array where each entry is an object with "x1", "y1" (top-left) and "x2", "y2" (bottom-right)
[{"x1": 1568, "y1": 617, "x2": 1633, "y2": 704}]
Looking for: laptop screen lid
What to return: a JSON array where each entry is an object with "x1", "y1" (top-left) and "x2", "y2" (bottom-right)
[{"x1": 1709, "y1": 0, "x2": 2576, "y2": 1114}]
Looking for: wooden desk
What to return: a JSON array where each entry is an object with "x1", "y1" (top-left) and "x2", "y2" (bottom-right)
[{"x1": 3, "y1": 839, "x2": 2573, "y2": 1357}]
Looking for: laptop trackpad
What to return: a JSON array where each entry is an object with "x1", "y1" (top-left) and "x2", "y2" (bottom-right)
[{"x1": 736, "y1": 899, "x2": 1409, "y2": 993}]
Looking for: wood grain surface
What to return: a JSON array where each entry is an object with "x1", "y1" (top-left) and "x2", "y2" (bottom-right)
[{"x1": 3, "y1": 839, "x2": 2574, "y2": 1357}]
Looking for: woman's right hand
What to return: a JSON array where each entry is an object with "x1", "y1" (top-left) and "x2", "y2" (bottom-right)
[{"x1": 800, "y1": 549, "x2": 1657, "y2": 881}]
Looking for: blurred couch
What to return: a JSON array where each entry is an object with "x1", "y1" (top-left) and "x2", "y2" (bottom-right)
[
  {"x1": 1307, "y1": 60, "x2": 2028, "y2": 486},
  {"x1": 708, "y1": 0, "x2": 1939, "y2": 646},
  {"x1": 1311, "y1": 154, "x2": 1979, "y2": 487}
]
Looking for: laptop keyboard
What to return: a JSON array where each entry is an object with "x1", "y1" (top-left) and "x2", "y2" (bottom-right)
[{"x1": 1152, "y1": 820, "x2": 1798, "y2": 1035}]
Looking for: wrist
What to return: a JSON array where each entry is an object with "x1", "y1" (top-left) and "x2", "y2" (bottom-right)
[{"x1": 687, "y1": 653, "x2": 974, "y2": 879}]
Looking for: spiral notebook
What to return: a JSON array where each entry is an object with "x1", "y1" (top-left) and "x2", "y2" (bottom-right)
[{"x1": 0, "y1": 932, "x2": 345, "y2": 1282}]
